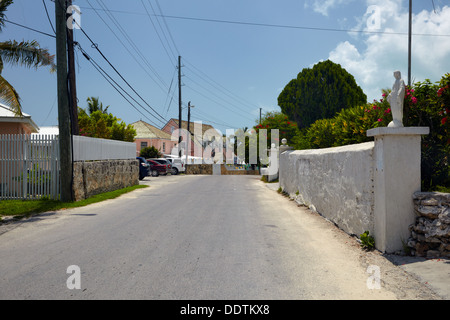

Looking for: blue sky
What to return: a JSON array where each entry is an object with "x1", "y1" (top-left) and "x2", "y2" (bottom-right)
[{"x1": 2, "y1": 0, "x2": 450, "y2": 135}]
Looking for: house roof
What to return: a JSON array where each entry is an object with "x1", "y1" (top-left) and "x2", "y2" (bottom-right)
[
  {"x1": 168, "y1": 118, "x2": 220, "y2": 136},
  {"x1": 35, "y1": 126, "x2": 59, "y2": 135},
  {"x1": 131, "y1": 120, "x2": 173, "y2": 140},
  {"x1": 0, "y1": 103, "x2": 39, "y2": 133}
]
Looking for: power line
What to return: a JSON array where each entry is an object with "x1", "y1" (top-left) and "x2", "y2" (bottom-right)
[
  {"x1": 184, "y1": 59, "x2": 260, "y2": 112},
  {"x1": 4, "y1": 19, "x2": 55, "y2": 38},
  {"x1": 78, "y1": 7, "x2": 450, "y2": 38},
  {"x1": 42, "y1": 0, "x2": 55, "y2": 35},
  {"x1": 141, "y1": 0, "x2": 178, "y2": 65},
  {"x1": 90, "y1": 0, "x2": 169, "y2": 92},
  {"x1": 77, "y1": 43, "x2": 162, "y2": 128},
  {"x1": 154, "y1": 0, "x2": 180, "y2": 56},
  {"x1": 72, "y1": 17, "x2": 167, "y2": 125}
]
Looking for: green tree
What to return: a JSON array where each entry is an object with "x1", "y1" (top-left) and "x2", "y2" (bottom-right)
[
  {"x1": 278, "y1": 60, "x2": 367, "y2": 129},
  {"x1": 254, "y1": 111, "x2": 301, "y2": 147},
  {"x1": 78, "y1": 98, "x2": 136, "y2": 142},
  {"x1": 0, "y1": 0, "x2": 56, "y2": 116},
  {"x1": 140, "y1": 146, "x2": 162, "y2": 159},
  {"x1": 87, "y1": 96, "x2": 109, "y2": 115}
]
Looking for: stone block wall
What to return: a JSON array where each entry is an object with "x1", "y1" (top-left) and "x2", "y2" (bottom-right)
[
  {"x1": 407, "y1": 192, "x2": 450, "y2": 258},
  {"x1": 73, "y1": 160, "x2": 139, "y2": 201},
  {"x1": 221, "y1": 165, "x2": 259, "y2": 175},
  {"x1": 185, "y1": 164, "x2": 213, "y2": 175}
]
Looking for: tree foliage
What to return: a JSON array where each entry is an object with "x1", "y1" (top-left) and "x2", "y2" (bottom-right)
[
  {"x1": 0, "y1": 0, "x2": 56, "y2": 115},
  {"x1": 140, "y1": 146, "x2": 162, "y2": 159},
  {"x1": 278, "y1": 60, "x2": 367, "y2": 129},
  {"x1": 294, "y1": 73, "x2": 450, "y2": 191},
  {"x1": 78, "y1": 97, "x2": 136, "y2": 142}
]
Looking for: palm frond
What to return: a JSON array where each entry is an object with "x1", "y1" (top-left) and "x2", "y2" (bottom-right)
[
  {"x1": 0, "y1": 40, "x2": 56, "y2": 72},
  {"x1": 0, "y1": 74, "x2": 22, "y2": 116},
  {"x1": 0, "y1": 0, "x2": 14, "y2": 32}
]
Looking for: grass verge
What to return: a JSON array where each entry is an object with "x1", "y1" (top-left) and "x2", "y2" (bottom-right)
[{"x1": 0, "y1": 184, "x2": 148, "y2": 218}]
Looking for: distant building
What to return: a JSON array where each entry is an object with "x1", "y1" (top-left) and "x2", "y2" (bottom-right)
[
  {"x1": 0, "y1": 103, "x2": 39, "y2": 134},
  {"x1": 131, "y1": 120, "x2": 177, "y2": 156},
  {"x1": 161, "y1": 118, "x2": 223, "y2": 158}
]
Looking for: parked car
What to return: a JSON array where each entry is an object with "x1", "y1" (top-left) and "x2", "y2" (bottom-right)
[
  {"x1": 146, "y1": 159, "x2": 169, "y2": 176},
  {"x1": 153, "y1": 158, "x2": 180, "y2": 175},
  {"x1": 136, "y1": 157, "x2": 150, "y2": 180},
  {"x1": 164, "y1": 156, "x2": 185, "y2": 175}
]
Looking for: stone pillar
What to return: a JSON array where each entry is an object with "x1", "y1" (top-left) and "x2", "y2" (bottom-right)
[{"x1": 367, "y1": 127, "x2": 429, "y2": 253}]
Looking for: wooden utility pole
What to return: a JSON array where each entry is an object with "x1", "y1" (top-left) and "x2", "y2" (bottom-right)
[
  {"x1": 67, "y1": 0, "x2": 79, "y2": 135},
  {"x1": 178, "y1": 55, "x2": 182, "y2": 157},
  {"x1": 55, "y1": 0, "x2": 73, "y2": 202}
]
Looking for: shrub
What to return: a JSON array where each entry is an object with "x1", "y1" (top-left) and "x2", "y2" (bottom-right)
[
  {"x1": 294, "y1": 73, "x2": 450, "y2": 191},
  {"x1": 140, "y1": 146, "x2": 162, "y2": 159},
  {"x1": 359, "y1": 231, "x2": 375, "y2": 250}
]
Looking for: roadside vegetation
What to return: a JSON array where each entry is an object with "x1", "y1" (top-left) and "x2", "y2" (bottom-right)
[
  {"x1": 0, "y1": 184, "x2": 148, "y2": 219},
  {"x1": 255, "y1": 63, "x2": 449, "y2": 192}
]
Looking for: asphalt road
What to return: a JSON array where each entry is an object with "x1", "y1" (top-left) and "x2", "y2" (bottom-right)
[{"x1": 0, "y1": 175, "x2": 443, "y2": 300}]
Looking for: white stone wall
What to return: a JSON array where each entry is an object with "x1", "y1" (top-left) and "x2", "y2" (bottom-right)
[{"x1": 279, "y1": 142, "x2": 375, "y2": 237}]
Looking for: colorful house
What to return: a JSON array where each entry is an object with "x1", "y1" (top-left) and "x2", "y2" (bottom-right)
[
  {"x1": 131, "y1": 120, "x2": 178, "y2": 156},
  {"x1": 161, "y1": 118, "x2": 223, "y2": 158},
  {"x1": 0, "y1": 103, "x2": 39, "y2": 134}
]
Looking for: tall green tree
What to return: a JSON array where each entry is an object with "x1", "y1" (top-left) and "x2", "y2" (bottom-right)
[
  {"x1": 0, "y1": 0, "x2": 56, "y2": 116},
  {"x1": 278, "y1": 60, "x2": 367, "y2": 129},
  {"x1": 87, "y1": 96, "x2": 109, "y2": 115},
  {"x1": 78, "y1": 98, "x2": 136, "y2": 142}
]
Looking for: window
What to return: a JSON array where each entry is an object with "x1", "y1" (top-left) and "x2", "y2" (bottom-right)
[
  {"x1": 141, "y1": 142, "x2": 148, "y2": 149},
  {"x1": 171, "y1": 126, "x2": 175, "y2": 133},
  {"x1": 163, "y1": 142, "x2": 166, "y2": 152}
]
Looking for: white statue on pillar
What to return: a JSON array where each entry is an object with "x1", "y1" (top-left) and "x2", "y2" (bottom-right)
[{"x1": 387, "y1": 70, "x2": 406, "y2": 128}]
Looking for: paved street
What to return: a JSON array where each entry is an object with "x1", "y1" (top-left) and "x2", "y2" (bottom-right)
[{"x1": 0, "y1": 175, "x2": 442, "y2": 300}]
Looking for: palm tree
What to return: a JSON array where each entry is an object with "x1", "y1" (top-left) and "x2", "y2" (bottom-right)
[
  {"x1": 0, "y1": 0, "x2": 56, "y2": 116},
  {"x1": 87, "y1": 97, "x2": 109, "y2": 115}
]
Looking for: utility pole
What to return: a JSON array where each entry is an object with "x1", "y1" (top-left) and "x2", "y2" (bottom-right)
[
  {"x1": 178, "y1": 55, "x2": 182, "y2": 157},
  {"x1": 55, "y1": 0, "x2": 73, "y2": 202},
  {"x1": 408, "y1": 0, "x2": 412, "y2": 87},
  {"x1": 67, "y1": 0, "x2": 79, "y2": 135},
  {"x1": 260, "y1": 108, "x2": 262, "y2": 125},
  {"x1": 186, "y1": 101, "x2": 194, "y2": 165}
]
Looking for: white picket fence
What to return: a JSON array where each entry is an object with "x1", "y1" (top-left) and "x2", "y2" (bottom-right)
[
  {"x1": 0, "y1": 134, "x2": 136, "y2": 201},
  {"x1": 0, "y1": 134, "x2": 60, "y2": 200}
]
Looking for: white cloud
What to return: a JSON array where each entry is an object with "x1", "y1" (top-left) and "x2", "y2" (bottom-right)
[
  {"x1": 305, "y1": 0, "x2": 356, "y2": 17},
  {"x1": 328, "y1": 0, "x2": 450, "y2": 101}
]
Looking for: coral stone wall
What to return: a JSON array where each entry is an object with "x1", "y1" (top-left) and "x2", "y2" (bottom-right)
[
  {"x1": 73, "y1": 160, "x2": 139, "y2": 201},
  {"x1": 408, "y1": 192, "x2": 450, "y2": 258}
]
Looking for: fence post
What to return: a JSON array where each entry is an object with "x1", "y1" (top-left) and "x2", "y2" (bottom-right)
[{"x1": 367, "y1": 127, "x2": 429, "y2": 253}]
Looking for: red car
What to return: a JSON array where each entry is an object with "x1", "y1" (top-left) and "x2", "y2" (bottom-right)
[{"x1": 146, "y1": 159, "x2": 169, "y2": 176}]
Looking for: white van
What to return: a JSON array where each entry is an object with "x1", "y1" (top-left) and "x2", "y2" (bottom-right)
[{"x1": 163, "y1": 156, "x2": 185, "y2": 174}]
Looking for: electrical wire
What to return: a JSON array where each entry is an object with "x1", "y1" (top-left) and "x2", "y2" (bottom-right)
[
  {"x1": 42, "y1": 0, "x2": 55, "y2": 34},
  {"x1": 77, "y1": 43, "x2": 163, "y2": 128},
  {"x1": 85, "y1": 1, "x2": 168, "y2": 95},
  {"x1": 71, "y1": 17, "x2": 167, "y2": 124},
  {"x1": 141, "y1": 0, "x2": 178, "y2": 64}
]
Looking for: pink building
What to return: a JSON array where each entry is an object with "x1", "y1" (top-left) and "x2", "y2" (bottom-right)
[
  {"x1": 0, "y1": 103, "x2": 39, "y2": 134},
  {"x1": 131, "y1": 120, "x2": 177, "y2": 156}
]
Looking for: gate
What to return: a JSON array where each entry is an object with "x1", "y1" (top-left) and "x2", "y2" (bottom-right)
[{"x1": 0, "y1": 134, "x2": 60, "y2": 200}]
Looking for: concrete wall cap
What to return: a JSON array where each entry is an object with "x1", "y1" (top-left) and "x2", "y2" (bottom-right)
[{"x1": 367, "y1": 126, "x2": 429, "y2": 137}]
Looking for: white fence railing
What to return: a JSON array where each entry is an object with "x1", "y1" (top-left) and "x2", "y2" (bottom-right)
[
  {"x1": 0, "y1": 134, "x2": 60, "y2": 200},
  {"x1": 72, "y1": 135, "x2": 136, "y2": 161},
  {"x1": 0, "y1": 134, "x2": 136, "y2": 201}
]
